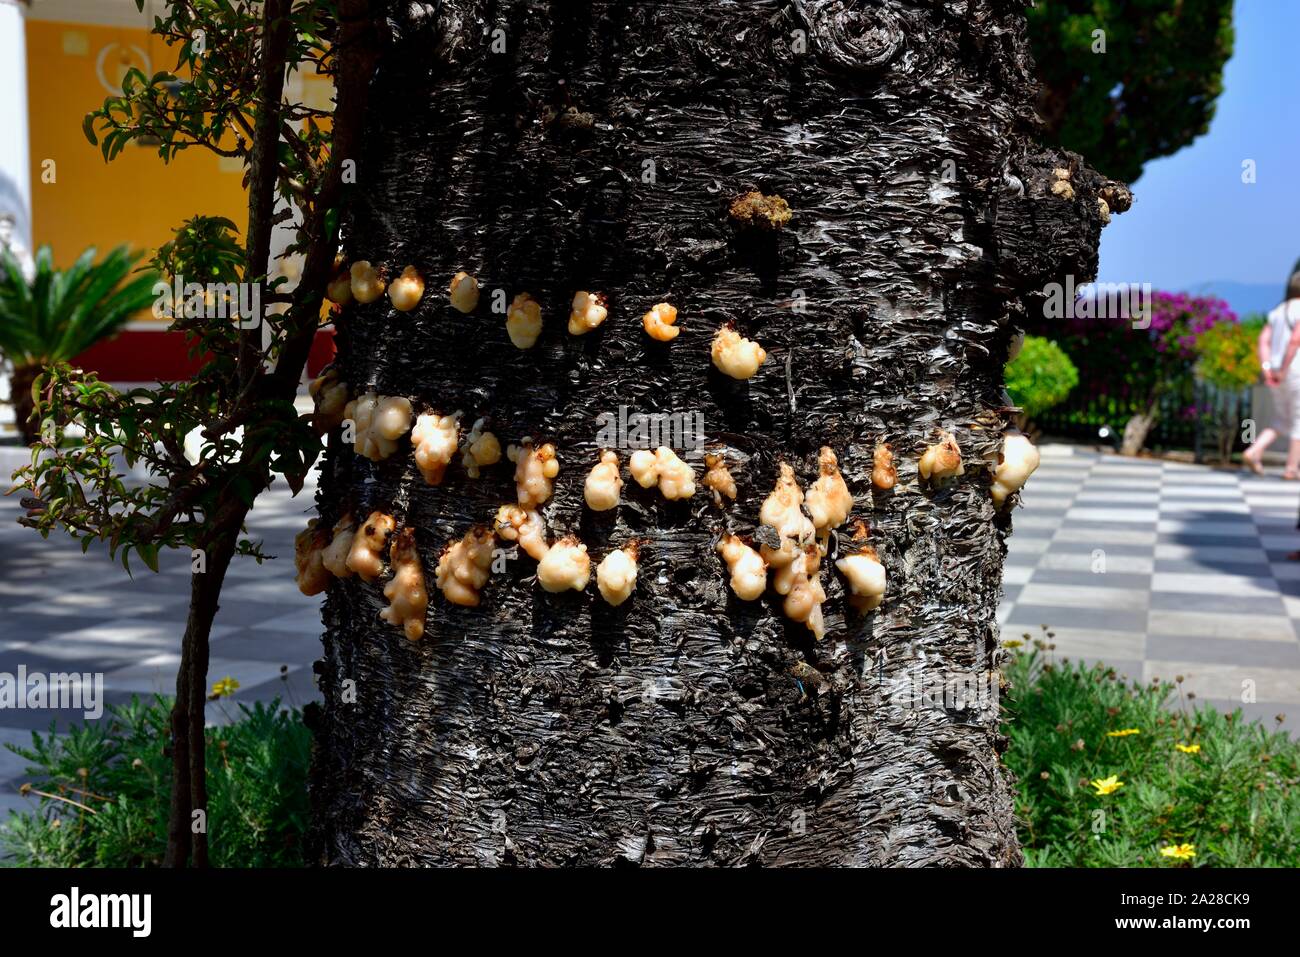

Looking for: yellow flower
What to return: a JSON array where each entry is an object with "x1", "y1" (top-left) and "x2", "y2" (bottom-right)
[
  {"x1": 1090, "y1": 775, "x2": 1124, "y2": 796},
  {"x1": 1002, "y1": 639, "x2": 1024, "y2": 648},
  {"x1": 210, "y1": 676, "x2": 241, "y2": 698},
  {"x1": 1159, "y1": 843, "x2": 1196, "y2": 860},
  {"x1": 1107, "y1": 728, "x2": 1141, "y2": 737},
  {"x1": 1175, "y1": 743, "x2": 1201, "y2": 754}
]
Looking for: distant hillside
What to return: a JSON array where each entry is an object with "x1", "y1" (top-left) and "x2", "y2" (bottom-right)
[{"x1": 1188, "y1": 281, "x2": 1285, "y2": 319}]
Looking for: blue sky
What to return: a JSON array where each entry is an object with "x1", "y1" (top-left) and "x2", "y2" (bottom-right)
[{"x1": 1096, "y1": 0, "x2": 1300, "y2": 298}]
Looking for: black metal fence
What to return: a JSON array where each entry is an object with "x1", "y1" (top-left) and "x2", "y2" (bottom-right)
[{"x1": 1032, "y1": 372, "x2": 1253, "y2": 462}]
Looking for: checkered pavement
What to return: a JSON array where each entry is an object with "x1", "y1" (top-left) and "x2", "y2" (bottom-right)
[
  {"x1": 0, "y1": 462, "x2": 323, "y2": 822},
  {"x1": 1003, "y1": 446, "x2": 1300, "y2": 736}
]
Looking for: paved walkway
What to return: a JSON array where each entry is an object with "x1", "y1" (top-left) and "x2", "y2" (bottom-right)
[
  {"x1": 0, "y1": 464, "x2": 324, "y2": 822},
  {"x1": 3, "y1": 444, "x2": 1299, "y2": 824},
  {"x1": 1003, "y1": 446, "x2": 1300, "y2": 735}
]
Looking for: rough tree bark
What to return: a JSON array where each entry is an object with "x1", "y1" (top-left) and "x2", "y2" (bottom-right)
[{"x1": 307, "y1": 0, "x2": 1112, "y2": 866}]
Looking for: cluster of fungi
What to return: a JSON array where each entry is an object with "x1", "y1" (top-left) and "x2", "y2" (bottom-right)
[{"x1": 295, "y1": 211, "x2": 1042, "y2": 641}]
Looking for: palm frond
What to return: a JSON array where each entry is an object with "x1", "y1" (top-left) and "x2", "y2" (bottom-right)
[{"x1": 0, "y1": 244, "x2": 160, "y2": 366}]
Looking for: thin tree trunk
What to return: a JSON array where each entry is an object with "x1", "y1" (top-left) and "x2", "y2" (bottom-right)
[
  {"x1": 160, "y1": 0, "x2": 381, "y2": 867},
  {"x1": 308, "y1": 0, "x2": 1110, "y2": 866},
  {"x1": 163, "y1": 516, "x2": 241, "y2": 867},
  {"x1": 1121, "y1": 398, "x2": 1159, "y2": 456},
  {"x1": 10, "y1": 362, "x2": 39, "y2": 445},
  {"x1": 239, "y1": 0, "x2": 291, "y2": 388}
]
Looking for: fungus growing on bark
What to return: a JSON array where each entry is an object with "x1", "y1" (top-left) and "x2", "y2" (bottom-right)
[
  {"x1": 919, "y1": 432, "x2": 965, "y2": 485},
  {"x1": 584, "y1": 450, "x2": 623, "y2": 511},
  {"x1": 542, "y1": 103, "x2": 596, "y2": 132},
  {"x1": 627, "y1": 449, "x2": 657, "y2": 488},
  {"x1": 346, "y1": 511, "x2": 396, "y2": 582},
  {"x1": 435, "y1": 526, "x2": 496, "y2": 608},
  {"x1": 837, "y1": 544, "x2": 887, "y2": 612},
  {"x1": 460, "y1": 417, "x2": 501, "y2": 478},
  {"x1": 871, "y1": 442, "x2": 897, "y2": 490},
  {"x1": 321, "y1": 514, "x2": 356, "y2": 578},
  {"x1": 412, "y1": 411, "x2": 460, "y2": 485},
  {"x1": 759, "y1": 463, "x2": 816, "y2": 565},
  {"x1": 990, "y1": 432, "x2": 1041, "y2": 508},
  {"x1": 388, "y1": 265, "x2": 425, "y2": 312},
  {"x1": 308, "y1": 366, "x2": 349, "y2": 433},
  {"x1": 628, "y1": 446, "x2": 695, "y2": 500},
  {"x1": 1097, "y1": 198, "x2": 1111, "y2": 225},
  {"x1": 345, "y1": 393, "x2": 412, "y2": 461},
  {"x1": 494, "y1": 504, "x2": 548, "y2": 560},
  {"x1": 568, "y1": 291, "x2": 609, "y2": 335},
  {"x1": 293, "y1": 519, "x2": 331, "y2": 596},
  {"x1": 596, "y1": 542, "x2": 639, "y2": 606},
  {"x1": 536, "y1": 536, "x2": 591, "y2": 593},
  {"x1": 703, "y1": 452, "x2": 737, "y2": 507},
  {"x1": 728, "y1": 191, "x2": 792, "y2": 230},
  {"x1": 782, "y1": 545, "x2": 827, "y2": 640},
  {"x1": 1098, "y1": 181, "x2": 1133, "y2": 214},
  {"x1": 381, "y1": 528, "x2": 428, "y2": 640},
  {"x1": 1049, "y1": 168, "x2": 1074, "y2": 201},
  {"x1": 349, "y1": 261, "x2": 386, "y2": 303},
  {"x1": 642, "y1": 302, "x2": 679, "y2": 342},
  {"x1": 508, "y1": 439, "x2": 560, "y2": 507},
  {"x1": 716, "y1": 533, "x2": 766, "y2": 601},
  {"x1": 506, "y1": 292, "x2": 543, "y2": 349},
  {"x1": 326, "y1": 256, "x2": 352, "y2": 305},
  {"x1": 711, "y1": 325, "x2": 767, "y2": 380},
  {"x1": 759, "y1": 463, "x2": 825, "y2": 638},
  {"x1": 449, "y1": 271, "x2": 480, "y2": 314},
  {"x1": 805, "y1": 447, "x2": 852, "y2": 535}
]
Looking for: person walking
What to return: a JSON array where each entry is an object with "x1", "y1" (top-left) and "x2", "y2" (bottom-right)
[{"x1": 1243, "y1": 262, "x2": 1300, "y2": 478}]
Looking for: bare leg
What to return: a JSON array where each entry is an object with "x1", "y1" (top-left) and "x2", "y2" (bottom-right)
[
  {"x1": 1243, "y1": 427, "x2": 1278, "y2": 473},
  {"x1": 1285, "y1": 438, "x2": 1300, "y2": 479}
]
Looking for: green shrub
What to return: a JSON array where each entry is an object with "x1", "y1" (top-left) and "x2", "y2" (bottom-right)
[
  {"x1": 1001, "y1": 638, "x2": 1300, "y2": 867},
  {"x1": 1005, "y1": 335, "x2": 1079, "y2": 420},
  {"x1": 1195, "y1": 319, "x2": 1260, "y2": 391},
  {"x1": 1, "y1": 696, "x2": 309, "y2": 868}
]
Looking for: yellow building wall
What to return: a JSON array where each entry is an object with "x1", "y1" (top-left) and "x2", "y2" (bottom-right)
[{"x1": 25, "y1": 20, "x2": 248, "y2": 322}]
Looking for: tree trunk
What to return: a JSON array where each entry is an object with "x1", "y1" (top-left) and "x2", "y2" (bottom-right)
[
  {"x1": 10, "y1": 362, "x2": 39, "y2": 446},
  {"x1": 308, "y1": 0, "x2": 1108, "y2": 866},
  {"x1": 1121, "y1": 402, "x2": 1158, "y2": 457},
  {"x1": 162, "y1": 515, "x2": 242, "y2": 867}
]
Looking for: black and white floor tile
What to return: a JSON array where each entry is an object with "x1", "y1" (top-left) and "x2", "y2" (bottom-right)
[
  {"x1": 0, "y1": 463, "x2": 323, "y2": 822},
  {"x1": 1003, "y1": 446, "x2": 1300, "y2": 737}
]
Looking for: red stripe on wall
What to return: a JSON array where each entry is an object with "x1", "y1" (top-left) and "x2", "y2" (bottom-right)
[{"x1": 72, "y1": 328, "x2": 337, "y2": 382}]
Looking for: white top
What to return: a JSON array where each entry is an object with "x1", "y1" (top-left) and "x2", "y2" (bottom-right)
[{"x1": 1267, "y1": 299, "x2": 1300, "y2": 369}]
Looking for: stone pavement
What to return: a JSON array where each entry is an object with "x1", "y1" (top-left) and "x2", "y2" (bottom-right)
[
  {"x1": 1002, "y1": 445, "x2": 1300, "y2": 736},
  {"x1": 0, "y1": 461, "x2": 324, "y2": 822}
]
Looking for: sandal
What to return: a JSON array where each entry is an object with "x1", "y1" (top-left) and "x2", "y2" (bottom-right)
[
  {"x1": 1285, "y1": 472, "x2": 1300, "y2": 481},
  {"x1": 1242, "y1": 450, "x2": 1265, "y2": 475}
]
